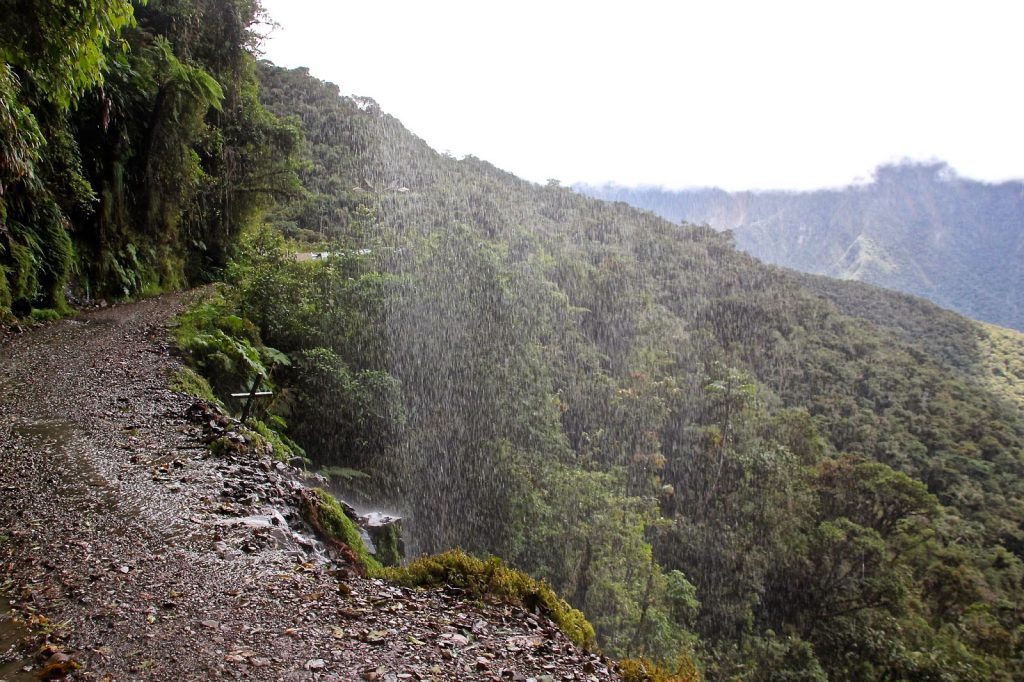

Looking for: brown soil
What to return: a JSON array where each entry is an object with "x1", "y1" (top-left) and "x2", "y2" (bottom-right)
[{"x1": 0, "y1": 294, "x2": 619, "y2": 681}]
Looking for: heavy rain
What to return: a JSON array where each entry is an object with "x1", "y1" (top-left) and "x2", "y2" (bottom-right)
[{"x1": 1, "y1": 2, "x2": 1022, "y2": 680}]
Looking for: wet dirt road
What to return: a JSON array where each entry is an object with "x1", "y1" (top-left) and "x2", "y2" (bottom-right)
[{"x1": 0, "y1": 295, "x2": 617, "y2": 681}]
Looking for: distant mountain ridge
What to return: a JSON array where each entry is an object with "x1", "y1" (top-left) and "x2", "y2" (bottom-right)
[{"x1": 577, "y1": 162, "x2": 1024, "y2": 330}]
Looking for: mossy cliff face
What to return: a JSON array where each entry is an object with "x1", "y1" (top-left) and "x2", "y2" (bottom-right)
[
  {"x1": 365, "y1": 517, "x2": 403, "y2": 568},
  {"x1": 300, "y1": 488, "x2": 382, "y2": 574}
]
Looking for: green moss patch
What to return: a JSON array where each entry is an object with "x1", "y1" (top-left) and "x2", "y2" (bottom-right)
[
  {"x1": 371, "y1": 522, "x2": 403, "y2": 567},
  {"x1": 300, "y1": 488, "x2": 381, "y2": 574},
  {"x1": 620, "y1": 657, "x2": 702, "y2": 682},
  {"x1": 381, "y1": 549, "x2": 596, "y2": 650},
  {"x1": 29, "y1": 307, "x2": 64, "y2": 322},
  {"x1": 170, "y1": 366, "x2": 219, "y2": 404},
  {"x1": 248, "y1": 418, "x2": 303, "y2": 463}
]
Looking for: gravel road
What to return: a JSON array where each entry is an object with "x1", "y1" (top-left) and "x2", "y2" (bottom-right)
[{"x1": 0, "y1": 295, "x2": 618, "y2": 681}]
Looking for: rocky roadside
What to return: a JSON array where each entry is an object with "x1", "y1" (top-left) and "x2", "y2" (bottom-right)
[{"x1": 0, "y1": 294, "x2": 620, "y2": 681}]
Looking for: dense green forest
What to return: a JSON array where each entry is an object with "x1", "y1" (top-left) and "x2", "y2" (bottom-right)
[
  {"x1": 578, "y1": 165, "x2": 1024, "y2": 331},
  {"x1": 235, "y1": 64, "x2": 1024, "y2": 678},
  {"x1": 0, "y1": 0, "x2": 302, "y2": 317},
  {"x1": 4, "y1": 5, "x2": 1024, "y2": 680}
]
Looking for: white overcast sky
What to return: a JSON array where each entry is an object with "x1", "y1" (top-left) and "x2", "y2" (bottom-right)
[{"x1": 257, "y1": 0, "x2": 1024, "y2": 191}]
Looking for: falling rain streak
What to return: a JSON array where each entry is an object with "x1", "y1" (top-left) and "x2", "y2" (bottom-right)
[{"x1": 203, "y1": 63, "x2": 1024, "y2": 678}]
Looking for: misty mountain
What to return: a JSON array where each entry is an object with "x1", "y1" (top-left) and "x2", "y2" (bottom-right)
[{"x1": 577, "y1": 163, "x2": 1024, "y2": 330}]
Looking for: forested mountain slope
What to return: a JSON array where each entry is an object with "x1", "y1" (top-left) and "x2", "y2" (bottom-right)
[
  {"x1": 232, "y1": 63, "x2": 1024, "y2": 679},
  {"x1": 577, "y1": 164, "x2": 1024, "y2": 331}
]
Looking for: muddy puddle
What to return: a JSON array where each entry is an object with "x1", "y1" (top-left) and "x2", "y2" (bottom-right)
[
  {"x1": 0, "y1": 601, "x2": 34, "y2": 681},
  {"x1": 12, "y1": 421, "x2": 120, "y2": 516},
  {"x1": 10, "y1": 420, "x2": 75, "y2": 448}
]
